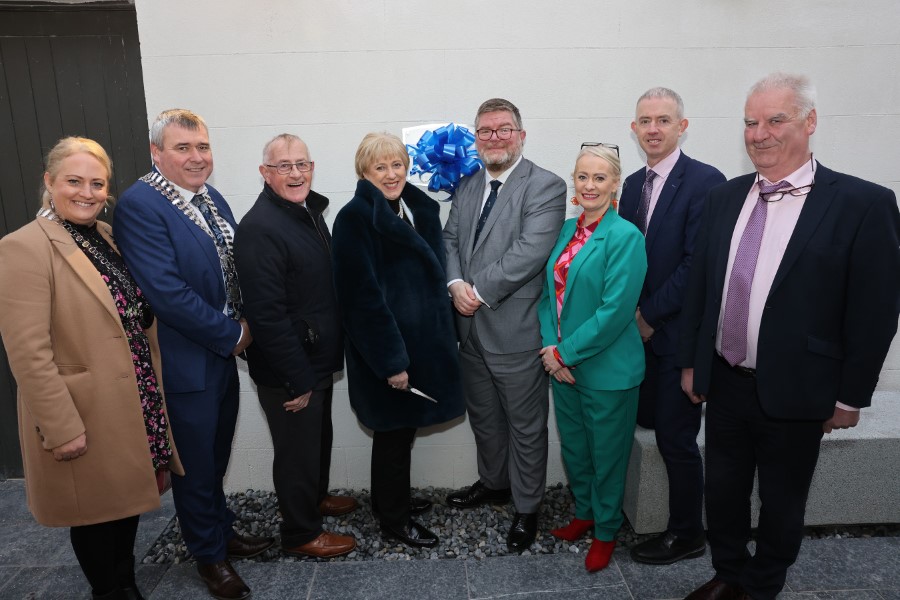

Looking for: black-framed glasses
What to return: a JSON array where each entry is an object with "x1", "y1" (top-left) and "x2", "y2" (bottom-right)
[
  {"x1": 581, "y1": 142, "x2": 620, "y2": 157},
  {"x1": 758, "y1": 155, "x2": 815, "y2": 202},
  {"x1": 475, "y1": 127, "x2": 521, "y2": 141},
  {"x1": 265, "y1": 161, "x2": 314, "y2": 175}
]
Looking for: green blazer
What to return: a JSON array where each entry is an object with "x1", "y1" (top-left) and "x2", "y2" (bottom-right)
[{"x1": 538, "y1": 208, "x2": 648, "y2": 391}]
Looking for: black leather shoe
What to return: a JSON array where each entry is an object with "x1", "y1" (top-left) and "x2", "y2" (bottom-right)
[
  {"x1": 507, "y1": 512, "x2": 538, "y2": 553},
  {"x1": 446, "y1": 481, "x2": 511, "y2": 509},
  {"x1": 630, "y1": 530, "x2": 706, "y2": 565},
  {"x1": 226, "y1": 531, "x2": 275, "y2": 558},
  {"x1": 381, "y1": 519, "x2": 439, "y2": 548},
  {"x1": 197, "y1": 560, "x2": 251, "y2": 600},
  {"x1": 685, "y1": 578, "x2": 744, "y2": 600},
  {"x1": 410, "y1": 497, "x2": 433, "y2": 515}
]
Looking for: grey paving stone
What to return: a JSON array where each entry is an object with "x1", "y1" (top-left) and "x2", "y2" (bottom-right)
[
  {"x1": 780, "y1": 591, "x2": 886, "y2": 600},
  {"x1": 788, "y1": 538, "x2": 900, "y2": 591},
  {"x1": 0, "y1": 566, "x2": 22, "y2": 595},
  {"x1": 150, "y1": 561, "x2": 316, "y2": 600},
  {"x1": 311, "y1": 558, "x2": 468, "y2": 600},
  {"x1": 617, "y1": 547, "x2": 714, "y2": 600},
  {"x1": 136, "y1": 563, "x2": 169, "y2": 596},
  {"x1": 466, "y1": 552, "x2": 623, "y2": 599},
  {"x1": 0, "y1": 481, "x2": 32, "y2": 524},
  {"x1": 0, "y1": 520, "x2": 73, "y2": 566},
  {"x1": 135, "y1": 493, "x2": 177, "y2": 558},
  {"x1": 500, "y1": 586, "x2": 632, "y2": 600},
  {"x1": 0, "y1": 564, "x2": 92, "y2": 599}
]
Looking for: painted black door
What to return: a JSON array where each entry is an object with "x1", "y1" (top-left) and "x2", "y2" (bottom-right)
[{"x1": 0, "y1": 2, "x2": 150, "y2": 478}]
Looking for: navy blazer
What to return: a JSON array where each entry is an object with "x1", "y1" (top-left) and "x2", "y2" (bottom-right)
[
  {"x1": 619, "y1": 152, "x2": 725, "y2": 355},
  {"x1": 113, "y1": 178, "x2": 243, "y2": 394},
  {"x1": 678, "y1": 163, "x2": 900, "y2": 419}
]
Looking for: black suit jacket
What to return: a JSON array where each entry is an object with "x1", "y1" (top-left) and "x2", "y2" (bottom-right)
[
  {"x1": 678, "y1": 163, "x2": 900, "y2": 420},
  {"x1": 619, "y1": 151, "x2": 725, "y2": 356}
]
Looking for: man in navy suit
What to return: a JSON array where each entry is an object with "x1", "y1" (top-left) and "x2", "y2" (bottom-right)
[
  {"x1": 680, "y1": 74, "x2": 900, "y2": 600},
  {"x1": 619, "y1": 88, "x2": 725, "y2": 565},
  {"x1": 114, "y1": 109, "x2": 273, "y2": 600}
]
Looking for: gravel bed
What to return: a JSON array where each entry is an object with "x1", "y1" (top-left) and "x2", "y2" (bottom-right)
[{"x1": 143, "y1": 483, "x2": 899, "y2": 565}]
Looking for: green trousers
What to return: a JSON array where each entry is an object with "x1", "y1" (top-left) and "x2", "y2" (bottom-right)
[{"x1": 552, "y1": 381, "x2": 639, "y2": 540}]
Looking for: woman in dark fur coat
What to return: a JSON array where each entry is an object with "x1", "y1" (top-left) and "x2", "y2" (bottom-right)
[{"x1": 332, "y1": 132, "x2": 465, "y2": 548}]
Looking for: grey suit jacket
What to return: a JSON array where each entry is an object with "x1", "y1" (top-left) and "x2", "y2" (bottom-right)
[{"x1": 444, "y1": 158, "x2": 566, "y2": 354}]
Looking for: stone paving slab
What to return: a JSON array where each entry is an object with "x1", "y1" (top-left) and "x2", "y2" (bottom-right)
[
  {"x1": 616, "y1": 547, "x2": 713, "y2": 600},
  {"x1": 786, "y1": 537, "x2": 900, "y2": 592},
  {"x1": 310, "y1": 559, "x2": 469, "y2": 600},
  {"x1": 2, "y1": 479, "x2": 899, "y2": 600},
  {"x1": 465, "y1": 552, "x2": 625, "y2": 599}
]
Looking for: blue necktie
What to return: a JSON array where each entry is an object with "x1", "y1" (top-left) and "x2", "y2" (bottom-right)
[{"x1": 473, "y1": 179, "x2": 502, "y2": 246}]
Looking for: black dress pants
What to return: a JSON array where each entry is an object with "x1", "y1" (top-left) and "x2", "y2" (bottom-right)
[
  {"x1": 257, "y1": 381, "x2": 333, "y2": 548},
  {"x1": 636, "y1": 344, "x2": 704, "y2": 537},
  {"x1": 69, "y1": 514, "x2": 140, "y2": 595},
  {"x1": 371, "y1": 427, "x2": 416, "y2": 529},
  {"x1": 705, "y1": 356, "x2": 824, "y2": 600}
]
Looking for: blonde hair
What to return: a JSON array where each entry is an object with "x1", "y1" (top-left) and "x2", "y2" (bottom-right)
[
  {"x1": 354, "y1": 132, "x2": 409, "y2": 179},
  {"x1": 573, "y1": 145, "x2": 621, "y2": 200},
  {"x1": 41, "y1": 137, "x2": 113, "y2": 209}
]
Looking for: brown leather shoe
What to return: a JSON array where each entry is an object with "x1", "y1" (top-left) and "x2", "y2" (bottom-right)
[
  {"x1": 226, "y1": 531, "x2": 275, "y2": 558},
  {"x1": 318, "y1": 495, "x2": 359, "y2": 517},
  {"x1": 283, "y1": 531, "x2": 356, "y2": 558},
  {"x1": 197, "y1": 560, "x2": 250, "y2": 600},
  {"x1": 685, "y1": 578, "x2": 744, "y2": 600}
]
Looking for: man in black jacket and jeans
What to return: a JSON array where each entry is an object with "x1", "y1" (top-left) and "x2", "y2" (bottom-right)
[{"x1": 234, "y1": 134, "x2": 356, "y2": 558}]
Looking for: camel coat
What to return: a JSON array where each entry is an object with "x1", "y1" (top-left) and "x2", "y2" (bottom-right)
[{"x1": 0, "y1": 217, "x2": 182, "y2": 527}]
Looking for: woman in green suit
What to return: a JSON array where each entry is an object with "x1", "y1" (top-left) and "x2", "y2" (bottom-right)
[{"x1": 538, "y1": 145, "x2": 647, "y2": 572}]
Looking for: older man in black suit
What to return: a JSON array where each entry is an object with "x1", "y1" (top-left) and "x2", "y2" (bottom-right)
[
  {"x1": 679, "y1": 73, "x2": 900, "y2": 600},
  {"x1": 234, "y1": 134, "x2": 357, "y2": 561}
]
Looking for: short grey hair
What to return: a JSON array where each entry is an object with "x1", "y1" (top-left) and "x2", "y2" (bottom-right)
[
  {"x1": 149, "y1": 108, "x2": 208, "y2": 148},
  {"x1": 636, "y1": 87, "x2": 685, "y2": 120},
  {"x1": 474, "y1": 98, "x2": 523, "y2": 130},
  {"x1": 262, "y1": 133, "x2": 307, "y2": 164},
  {"x1": 748, "y1": 73, "x2": 817, "y2": 117}
]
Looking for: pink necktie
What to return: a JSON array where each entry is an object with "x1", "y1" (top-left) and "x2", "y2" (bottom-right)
[
  {"x1": 720, "y1": 180, "x2": 790, "y2": 366},
  {"x1": 635, "y1": 169, "x2": 657, "y2": 234}
]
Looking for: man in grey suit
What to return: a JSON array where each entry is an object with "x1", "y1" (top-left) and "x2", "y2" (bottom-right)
[{"x1": 443, "y1": 98, "x2": 566, "y2": 553}]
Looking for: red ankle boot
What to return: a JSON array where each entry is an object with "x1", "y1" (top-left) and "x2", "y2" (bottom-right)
[
  {"x1": 550, "y1": 518, "x2": 594, "y2": 541},
  {"x1": 585, "y1": 538, "x2": 616, "y2": 572}
]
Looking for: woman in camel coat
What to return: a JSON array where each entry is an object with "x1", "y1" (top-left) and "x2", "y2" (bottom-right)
[{"x1": 0, "y1": 137, "x2": 182, "y2": 600}]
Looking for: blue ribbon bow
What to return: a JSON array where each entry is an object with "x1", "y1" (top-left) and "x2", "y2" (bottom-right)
[{"x1": 407, "y1": 123, "x2": 483, "y2": 197}]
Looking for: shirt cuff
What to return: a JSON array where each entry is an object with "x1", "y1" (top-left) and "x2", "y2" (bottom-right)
[
  {"x1": 472, "y1": 286, "x2": 490, "y2": 308},
  {"x1": 447, "y1": 278, "x2": 463, "y2": 288},
  {"x1": 835, "y1": 402, "x2": 860, "y2": 412}
]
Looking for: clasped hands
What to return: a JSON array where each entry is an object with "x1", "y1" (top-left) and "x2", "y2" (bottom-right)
[
  {"x1": 450, "y1": 281, "x2": 481, "y2": 316},
  {"x1": 539, "y1": 346, "x2": 575, "y2": 384}
]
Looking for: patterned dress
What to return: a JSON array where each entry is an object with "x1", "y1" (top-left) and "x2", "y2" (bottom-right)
[{"x1": 67, "y1": 221, "x2": 172, "y2": 471}]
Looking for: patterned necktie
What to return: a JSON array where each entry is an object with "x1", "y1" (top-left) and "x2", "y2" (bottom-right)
[
  {"x1": 191, "y1": 194, "x2": 243, "y2": 320},
  {"x1": 635, "y1": 169, "x2": 657, "y2": 234},
  {"x1": 473, "y1": 179, "x2": 502, "y2": 246},
  {"x1": 720, "y1": 180, "x2": 790, "y2": 366}
]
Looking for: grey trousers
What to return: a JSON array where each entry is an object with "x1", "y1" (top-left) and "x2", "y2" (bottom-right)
[{"x1": 459, "y1": 321, "x2": 549, "y2": 513}]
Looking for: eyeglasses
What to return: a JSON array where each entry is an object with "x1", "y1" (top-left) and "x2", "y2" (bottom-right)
[
  {"x1": 475, "y1": 128, "x2": 522, "y2": 141},
  {"x1": 758, "y1": 156, "x2": 815, "y2": 202},
  {"x1": 581, "y1": 142, "x2": 620, "y2": 157},
  {"x1": 265, "y1": 161, "x2": 314, "y2": 175}
]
